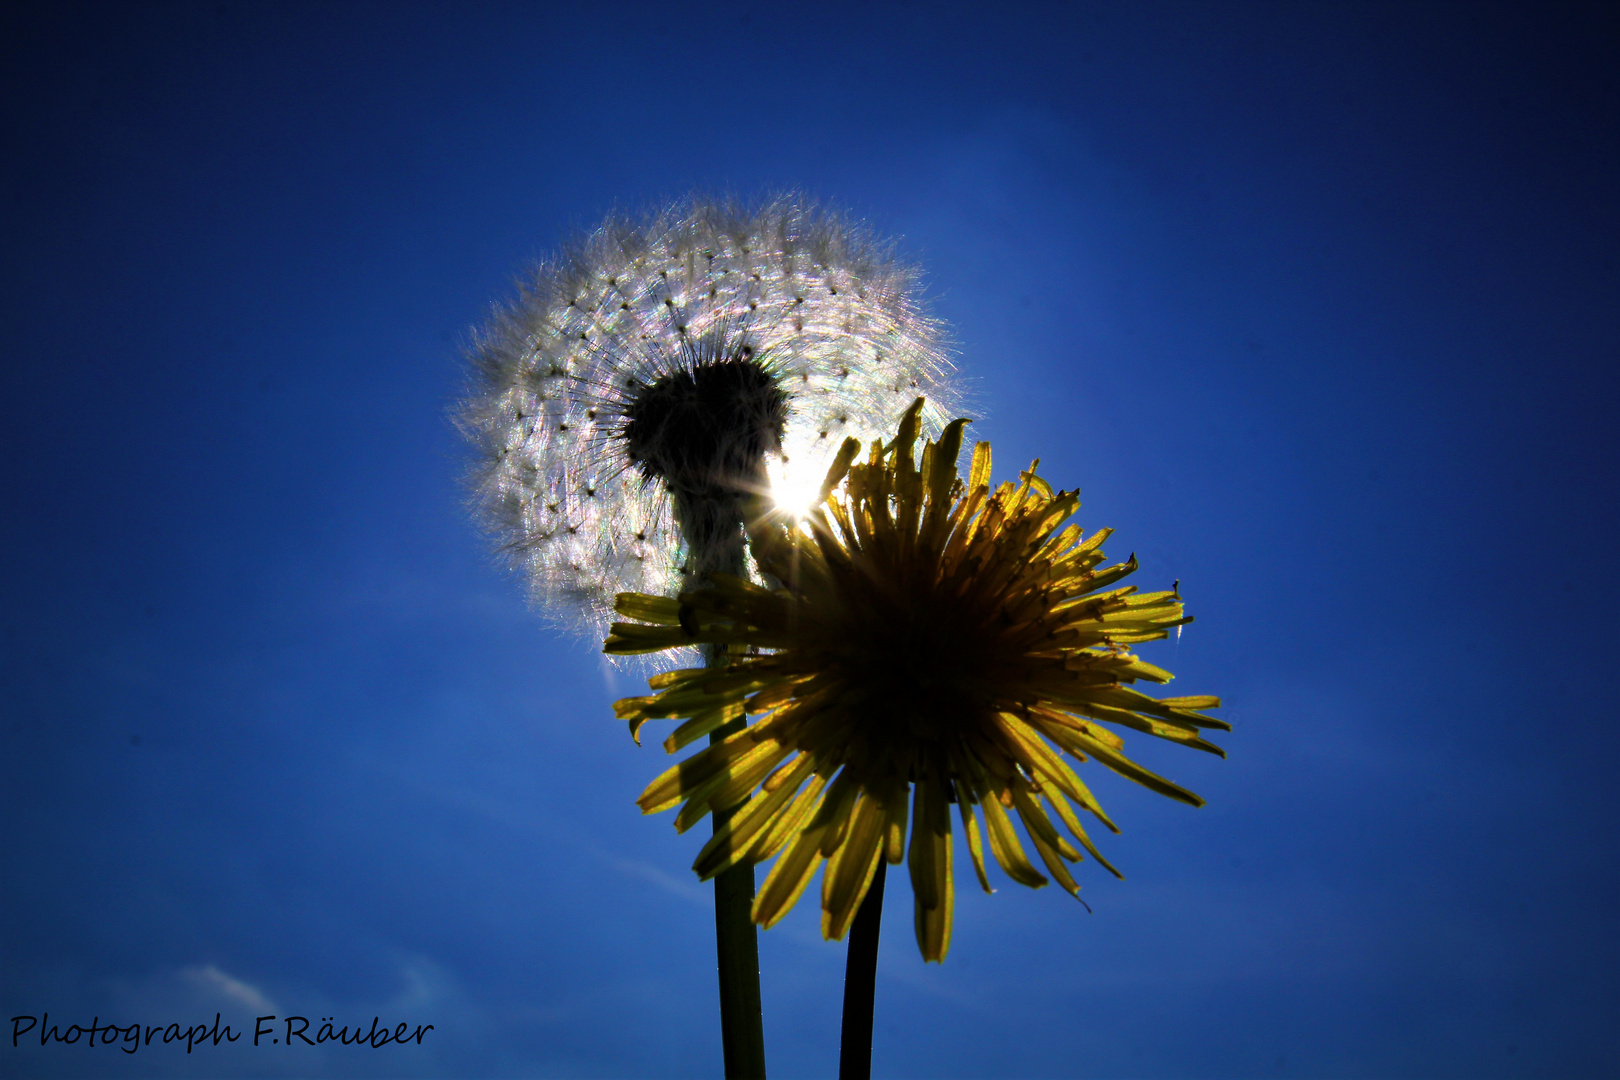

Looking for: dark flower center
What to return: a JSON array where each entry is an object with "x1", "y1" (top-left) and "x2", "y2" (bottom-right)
[{"x1": 830, "y1": 575, "x2": 1007, "y2": 778}]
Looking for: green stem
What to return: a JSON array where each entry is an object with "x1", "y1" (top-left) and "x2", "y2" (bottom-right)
[
  {"x1": 838, "y1": 858, "x2": 886, "y2": 1080},
  {"x1": 689, "y1": 502, "x2": 767, "y2": 1079},
  {"x1": 710, "y1": 716, "x2": 767, "y2": 1079}
]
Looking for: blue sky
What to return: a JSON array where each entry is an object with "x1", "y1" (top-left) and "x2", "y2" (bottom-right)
[{"x1": 2, "y1": 2, "x2": 1616, "y2": 1077}]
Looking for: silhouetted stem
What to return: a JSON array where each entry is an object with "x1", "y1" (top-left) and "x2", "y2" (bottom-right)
[
  {"x1": 688, "y1": 497, "x2": 767, "y2": 1080},
  {"x1": 838, "y1": 858, "x2": 886, "y2": 1080},
  {"x1": 709, "y1": 727, "x2": 767, "y2": 1079}
]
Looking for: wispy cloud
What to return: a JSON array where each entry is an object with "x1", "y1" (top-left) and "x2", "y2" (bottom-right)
[
  {"x1": 606, "y1": 857, "x2": 709, "y2": 906},
  {"x1": 179, "y1": 964, "x2": 276, "y2": 1013},
  {"x1": 371, "y1": 764, "x2": 714, "y2": 909}
]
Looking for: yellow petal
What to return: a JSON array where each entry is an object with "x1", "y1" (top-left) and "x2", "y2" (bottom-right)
[
  {"x1": 1035, "y1": 523, "x2": 1082, "y2": 562},
  {"x1": 976, "y1": 776, "x2": 1048, "y2": 889},
  {"x1": 650, "y1": 672, "x2": 774, "y2": 718},
  {"x1": 663, "y1": 701, "x2": 746, "y2": 754},
  {"x1": 883, "y1": 784, "x2": 909, "y2": 864},
  {"x1": 988, "y1": 711, "x2": 1117, "y2": 832},
  {"x1": 674, "y1": 738, "x2": 795, "y2": 832},
  {"x1": 613, "y1": 592, "x2": 684, "y2": 624},
  {"x1": 908, "y1": 779, "x2": 954, "y2": 963},
  {"x1": 926, "y1": 419, "x2": 971, "y2": 513},
  {"x1": 1011, "y1": 784, "x2": 1081, "y2": 861},
  {"x1": 753, "y1": 821, "x2": 828, "y2": 930},
  {"x1": 810, "y1": 770, "x2": 862, "y2": 857},
  {"x1": 817, "y1": 437, "x2": 863, "y2": 503},
  {"x1": 743, "y1": 678, "x2": 805, "y2": 715},
  {"x1": 754, "y1": 773, "x2": 829, "y2": 863},
  {"x1": 635, "y1": 731, "x2": 775, "y2": 816},
  {"x1": 1015, "y1": 791, "x2": 1084, "y2": 900},
  {"x1": 1061, "y1": 727, "x2": 1206, "y2": 808},
  {"x1": 648, "y1": 667, "x2": 709, "y2": 691},
  {"x1": 953, "y1": 779, "x2": 994, "y2": 895},
  {"x1": 967, "y1": 440, "x2": 992, "y2": 495},
  {"x1": 692, "y1": 754, "x2": 816, "y2": 880},
  {"x1": 887, "y1": 398, "x2": 925, "y2": 461},
  {"x1": 1045, "y1": 786, "x2": 1122, "y2": 878},
  {"x1": 906, "y1": 782, "x2": 939, "y2": 909},
  {"x1": 603, "y1": 622, "x2": 696, "y2": 654},
  {"x1": 821, "y1": 793, "x2": 887, "y2": 941},
  {"x1": 1159, "y1": 694, "x2": 1222, "y2": 710}
]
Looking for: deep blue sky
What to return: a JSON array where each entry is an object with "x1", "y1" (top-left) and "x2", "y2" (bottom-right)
[{"x1": 3, "y1": 3, "x2": 1617, "y2": 1077}]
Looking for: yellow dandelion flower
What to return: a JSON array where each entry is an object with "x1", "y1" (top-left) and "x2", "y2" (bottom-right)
[{"x1": 605, "y1": 400, "x2": 1227, "y2": 962}]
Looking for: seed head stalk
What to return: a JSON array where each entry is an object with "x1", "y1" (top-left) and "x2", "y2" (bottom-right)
[
  {"x1": 684, "y1": 494, "x2": 768, "y2": 1080},
  {"x1": 645, "y1": 388, "x2": 780, "y2": 1078}
]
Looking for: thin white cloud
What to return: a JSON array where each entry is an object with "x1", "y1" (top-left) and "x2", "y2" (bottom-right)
[
  {"x1": 180, "y1": 963, "x2": 276, "y2": 1013},
  {"x1": 369, "y1": 763, "x2": 714, "y2": 909},
  {"x1": 608, "y1": 857, "x2": 709, "y2": 906}
]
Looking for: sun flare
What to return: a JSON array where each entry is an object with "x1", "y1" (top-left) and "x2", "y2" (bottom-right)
[{"x1": 764, "y1": 455, "x2": 825, "y2": 520}]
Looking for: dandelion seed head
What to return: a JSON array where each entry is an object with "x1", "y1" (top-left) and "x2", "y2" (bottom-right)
[{"x1": 457, "y1": 194, "x2": 960, "y2": 640}]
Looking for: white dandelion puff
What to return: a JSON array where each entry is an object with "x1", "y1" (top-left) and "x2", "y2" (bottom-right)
[{"x1": 455, "y1": 193, "x2": 961, "y2": 639}]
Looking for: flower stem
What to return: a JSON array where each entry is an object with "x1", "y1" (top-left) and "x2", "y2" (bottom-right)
[
  {"x1": 684, "y1": 491, "x2": 768, "y2": 1079},
  {"x1": 710, "y1": 717, "x2": 768, "y2": 1079},
  {"x1": 838, "y1": 858, "x2": 886, "y2": 1080}
]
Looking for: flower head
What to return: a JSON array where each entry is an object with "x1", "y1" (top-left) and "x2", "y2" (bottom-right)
[
  {"x1": 456, "y1": 195, "x2": 958, "y2": 637},
  {"x1": 607, "y1": 401, "x2": 1227, "y2": 961}
]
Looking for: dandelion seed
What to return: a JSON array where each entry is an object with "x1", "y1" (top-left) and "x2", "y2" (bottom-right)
[
  {"x1": 456, "y1": 195, "x2": 960, "y2": 639},
  {"x1": 607, "y1": 401, "x2": 1227, "y2": 962}
]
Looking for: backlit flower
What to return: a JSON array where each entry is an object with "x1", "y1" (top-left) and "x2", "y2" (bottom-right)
[
  {"x1": 455, "y1": 196, "x2": 958, "y2": 637},
  {"x1": 606, "y1": 401, "x2": 1227, "y2": 961}
]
